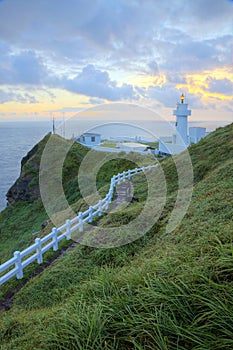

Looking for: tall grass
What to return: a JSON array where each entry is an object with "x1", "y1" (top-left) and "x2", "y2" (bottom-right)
[{"x1": 34, "y1": 273, "x2": 233, "y2": 350}]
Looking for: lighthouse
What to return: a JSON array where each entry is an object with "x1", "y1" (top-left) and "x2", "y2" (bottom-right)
[
  {"x1": 173, "y1": 93, "x2": 191, "y2": 145},
  {"x1": 157, "y1": 95, "x2": 205, "y2": 156}
]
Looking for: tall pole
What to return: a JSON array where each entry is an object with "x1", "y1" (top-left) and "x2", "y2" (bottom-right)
[
  {"x1": 52, "y1": 113, "x2": 55, "y2": 134},
  {"x1": 62, "y1": 112, "x2": 65, "y2": 138}
]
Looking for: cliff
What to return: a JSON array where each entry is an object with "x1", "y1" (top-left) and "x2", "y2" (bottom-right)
[{"x1": 6, "y1": 134, "x2": 51, "y2": 206}]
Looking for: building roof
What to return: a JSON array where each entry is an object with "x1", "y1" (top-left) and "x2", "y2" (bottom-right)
[
  {"x1": 120, "y1": 142, "x2": 148, "y2": 148},
  {"x1": 81, "y1": 132, "x2": 101, "y2": 137}
]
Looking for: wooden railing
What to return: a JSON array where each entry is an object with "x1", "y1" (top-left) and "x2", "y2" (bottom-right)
[{"x1": 0, "y1": 165, "x2": 156, "y2": 286}]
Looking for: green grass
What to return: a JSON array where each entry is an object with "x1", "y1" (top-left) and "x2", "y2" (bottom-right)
[
  {"x1": 0, "y1": 200, "x2": 48, "y2": 263},
  {"x1": 0, "y1": 123, "x2": 232, "y2": 349},
  {"x1": 144, "y1": 141, "x2": 159, "y2": 148},
  {"x1": 100, "y1": 141, "x2": 118, "y2": 148}
]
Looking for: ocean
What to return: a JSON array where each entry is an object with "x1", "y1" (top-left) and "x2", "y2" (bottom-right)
[
  {"x1": 0, "y1": 121, "x2": 51, "y2": 211},
  {"x1": 0, "y1": 119, "x2": 229, "y2": 212}
]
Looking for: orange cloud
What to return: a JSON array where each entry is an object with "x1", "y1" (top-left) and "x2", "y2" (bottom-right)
[{"x1": 176, "y1": 67, "x2": 233, "y2": 101}]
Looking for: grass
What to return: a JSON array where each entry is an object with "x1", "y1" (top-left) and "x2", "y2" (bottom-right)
[
  {"x1": 100, "y1": 141, "x2": 119, "y2": 148},
  {"x1": 0, "y1": 123, "x2": 232, "y2": 349},
  {"x1": 0, "y1": 200, "x2": 48, "y2": 264},
  {"x1": 144, "y1": 141, "x2": 159, "y2": 148}
]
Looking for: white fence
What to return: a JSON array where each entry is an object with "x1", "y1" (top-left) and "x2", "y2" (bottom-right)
[{"x1": 0, "y1": 165, "x2": 156, "y2": 286}]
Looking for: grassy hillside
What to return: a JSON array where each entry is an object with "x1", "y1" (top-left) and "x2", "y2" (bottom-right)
[
  {"x1": 0, "y1": 134, "x2": 154, "y2": 265},
  {"x1": 0, "y1": 123, "x2": 233, "y2": 349}
]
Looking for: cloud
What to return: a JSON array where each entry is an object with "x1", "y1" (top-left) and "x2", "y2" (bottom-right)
[
  {"x1": 0, "y1": 89, "x2": 38, "y2": 104},
  {"x1": 11, "y1": 51, "x2": 48, "y2": 85},
  {"x1": 206, "y1": 77, "x2": 233, "y2": 96},
  {"x1": 145, "y1": 83, "x2": 203, "y2": 109},
  {"x1": 171, "y1": 0, "x2": 233, "y2": 37},
  {"x1": 0, "y1": 50, "x2": 138, "y2": 102},
  {"x1": 167, "y1": 74, "x2": 187, "y2": 84},
  {"x1": 147, "y1": 84, "x2": 182, "y2": 108},
  {"x1": 161, "y1": 36, "x2": 232, "y2": 73},
  {"x1": 89, "y1": 97, "x2": 105, "y2": 105},
  {"x1": 62, "y1": 64, "x2": 138, "y2": 101},
  {"x1": 0, "y1": 0, "x2": 231, "y2": 69},
  {"x1": 187, "y1": 0, "x2": 232, "y2": 22},
  {"x1": 0, "y1": 50, "x2": 49, "y2": 85},
  {"x1": 0, "y1": 90, "x2": 17, "y2": 103},
  {"x1": 47, "y1": 107, "x2": 83, "y2": 113},
  {"x1": 148, "y1": 61, "x2": 159, "y2": 75},
  {"x1": 0, "y1": 0, "x2": 232, "y2": 111}
]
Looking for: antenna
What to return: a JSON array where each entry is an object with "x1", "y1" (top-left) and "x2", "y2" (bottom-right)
[
  {"x1": 62, "y1": 112, "x2": 65, "y2": 138},
  {"x1": 52, "y1": 113, "x2": 55, "y2": 134}
]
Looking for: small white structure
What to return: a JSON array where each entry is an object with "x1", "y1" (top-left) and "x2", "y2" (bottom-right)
[
  {"x1": 158, "y1": 94, "x2": 206, "y2": 156},
  {"x1": 189, "y1": 127, "x2": 206, "y2": 144},
  {"x1": 77, "y1": 132, "x2": 101, "y2": 147},
  {"x1": 117, "y1": 142, "x2": 150, "y2": 154},
  {"x1": 158, "y1": 140, "x2": 187, "y2": 156}
]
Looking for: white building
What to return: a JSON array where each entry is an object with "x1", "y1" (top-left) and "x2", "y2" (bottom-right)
[
  {"x1": 189, "y1": 127, "x2": 206, "y2": 144},
  {"x1": 117, "y1": 142, "x2": 150, "y2": 154},
  {"x1": 77, "y1": 132, "x2": 101, "y2": 147},
  {"x1": 158, "y1": 94, "x2": 206, "y2": 156}
]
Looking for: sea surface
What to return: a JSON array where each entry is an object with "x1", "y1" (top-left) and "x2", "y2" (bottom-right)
[
  {"x1": 0, "y1": 119, "x2": 229, "y2": 212},
  {"x1": 0, "y1": 121, "x2": 51, "y2": 211}
]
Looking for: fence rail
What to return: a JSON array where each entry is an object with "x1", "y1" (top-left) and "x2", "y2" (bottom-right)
[{"x1": 0, "y1": 164, "x2": 156, "y2": 286}]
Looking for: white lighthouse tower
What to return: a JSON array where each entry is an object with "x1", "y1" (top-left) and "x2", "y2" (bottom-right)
[{"x1": 173, "y1": 94, "x2": 191, "y2": 145}]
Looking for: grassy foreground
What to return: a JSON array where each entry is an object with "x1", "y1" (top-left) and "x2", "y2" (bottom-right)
[{"x1": 0, "y1": 124, "x2": 233, "y2": 349}]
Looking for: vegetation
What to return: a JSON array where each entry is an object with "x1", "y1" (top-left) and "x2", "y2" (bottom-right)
[
  {"x1": 99, "y1": 141, "x2": 119, "y2": 148},
  {"x1": 0, "y1": 123, "x2": 232, "y2": 349},
  {"x1": 144, "y1": 141, "x2": 159, "y2": 148}
]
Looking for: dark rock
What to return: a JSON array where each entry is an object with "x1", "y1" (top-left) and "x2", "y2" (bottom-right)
[
  {"x1": 21, "y1": 144, "x2": 38, "y2": 167},
  {"x1": 7, "y1": 174, "x2": 39, "y2": 205},
  {"x1": 131, "y1": 196, "x2": 139, "y2": 203},
  {"x1": 41, "y1": 220, "x2": 49, "y2": 230},
  {"x1": 6, "y1": 146, "x2": 41, "y2": 206}
]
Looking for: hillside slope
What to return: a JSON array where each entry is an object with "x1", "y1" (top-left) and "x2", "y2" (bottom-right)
[
  {"x1": 0, "y1": 134, "x2": 152, "y2": 265},
  {"x1": 0, "y1": 123, "x2": 233, "y2": 349}
]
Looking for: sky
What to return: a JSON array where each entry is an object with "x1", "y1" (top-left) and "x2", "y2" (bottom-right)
[{"x1": 0, "y1": 0, "x2": 232, "y2": 122}]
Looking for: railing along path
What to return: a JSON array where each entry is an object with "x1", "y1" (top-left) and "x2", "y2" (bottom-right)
[{"x1": 0, "y1": 165, "x2": 156, "y2": 285}]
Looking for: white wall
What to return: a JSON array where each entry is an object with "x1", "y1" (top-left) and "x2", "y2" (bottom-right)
[
  {"x1": 189, "y1": 127, "x2": 206, "y2": 144},
  {"x1": 79, "y1": 134, "x2": 101, "y2": 147},
  {"x1": 159, "y1": 140, "x2": 187, "y2": 155}
]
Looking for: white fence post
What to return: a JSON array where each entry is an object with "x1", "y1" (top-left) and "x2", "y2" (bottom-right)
[
  {"x1": 117, "y1": 173, "x2": 121, "y2": 184},
  {"x1": 52, "y1": 227, "x2": 58, "y2": 251},
  {"x1": 109, "y1": 183, "x2": 115, "y2": 201},
  {"x1": 104, "y1": 196, "x2": 109, "y2": 210},
  {"x1": 66, "y1": 219, "x2": 71, "y2": 240},
  {"x1": 35, "y1": 238, "x2": 43, "y2": 264},
  {"x1": 98, "y1": 200, "x2": 102, "y2": 216},
  {"x1": 78, "y1": 212, "x2": 83, "y2": 232},
  {"x1": 111, "y1": 176, "x2": 116, "y2": 187},
  {"x1": 123, "y1": 171, "x2": 126, "y2": 181},
  {"x1": 88, "y1": 207, "x2": 93, "y2": 223},
  {"x1": 127, "y1": 169, "x2": 131, "y2": 180},
  {"x1": 14, "y1": 251, "x2": 23, "y2": 279}
]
